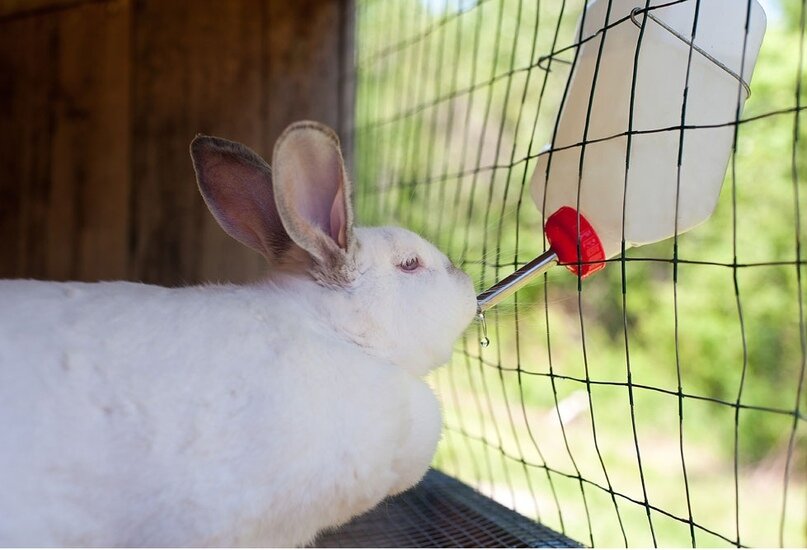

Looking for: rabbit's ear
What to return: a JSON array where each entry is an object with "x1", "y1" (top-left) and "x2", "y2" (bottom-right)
[
  {"x1": 190, "y1": 135, "x2": 293, "y2": 261},
  {"x1": 271, "y1": 121, "x2": 355, "y2": 277}
]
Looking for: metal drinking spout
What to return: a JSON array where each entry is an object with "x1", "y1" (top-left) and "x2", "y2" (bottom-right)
[{"x1": 476, "y1": 249, "x2": 558, "y2": 313}]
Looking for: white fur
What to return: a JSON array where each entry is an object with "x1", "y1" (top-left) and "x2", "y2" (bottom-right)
[
  {"x1": 0, "y1": 227, "x2": 476, "y2": 546},
  {"x1": 0, "y1": 122, "x2": 478, "y2": 546}
]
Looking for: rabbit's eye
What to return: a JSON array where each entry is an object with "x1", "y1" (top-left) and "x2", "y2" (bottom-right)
[{"x1": 399, "y1": 257, "x2": 421, "y2": 272}]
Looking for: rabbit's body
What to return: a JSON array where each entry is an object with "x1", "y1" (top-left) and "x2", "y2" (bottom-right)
[
  {"x1": 0, "y1": 275, "x2": 442, "y2": 546},
  {"x1": 0, "y1": 122, "x2": 476, "y2": 546}
]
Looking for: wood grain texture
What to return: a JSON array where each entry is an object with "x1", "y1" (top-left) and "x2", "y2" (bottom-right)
[
  {"x1": 266, "y1": 1, "x2": 344, "y2": 144},
  {"x1": 338, "y1": 0, "x2": 356, "y2": 174},
  {"x1": 0, "y1": 0, "x2": 130, "y2": 281},
  {"x1": 49, "y1": 0, "x2": 131, "y2": 281},
  {"x1": 0, "y1": 13, "x2": 56, "y2": 279},
  {"x1": 131, "y1": 0, "x2": 267, "y2": 285},
  {"x1": 0, "y1": 0, "x2": 355, "y2": 285},
  {"x1": 0, "y1": 0, "x2": 99, "y2": 20}
]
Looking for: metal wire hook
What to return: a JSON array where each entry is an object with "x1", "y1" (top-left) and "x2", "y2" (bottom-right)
[{"x1": 629, "y1": 6, "x2": 752, "y2": 97}]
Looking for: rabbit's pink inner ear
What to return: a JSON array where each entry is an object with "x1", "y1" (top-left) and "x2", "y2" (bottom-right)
[
  {"x1": 203, "y1": 161, "x2": 276, "y2": 253},
  {"x1": 192, "y1": 137, "x2": 290, "y2": 259},
  {"x1": 291, "y1": 151, "x2": 342, "y2": 242},
  {"x1": 276, "y1": 124, "x2": 352, "y2": 254},
  {"x1": 330, "y1": 185, "x2": 347, "y2": 250}
]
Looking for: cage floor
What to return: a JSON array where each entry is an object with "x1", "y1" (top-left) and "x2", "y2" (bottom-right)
[{"x1": 312, "y1": 470, "x2": 580, "y2": 548}]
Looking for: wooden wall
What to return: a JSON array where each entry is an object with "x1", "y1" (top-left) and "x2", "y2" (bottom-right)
[{"x1": 0, "y1": 0, "x2": 354, "y2": 285}]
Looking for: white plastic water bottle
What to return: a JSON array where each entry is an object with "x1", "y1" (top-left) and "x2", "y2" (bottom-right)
[{"x1": 530, "y1": 0, "x2": 767, "y2": 267}]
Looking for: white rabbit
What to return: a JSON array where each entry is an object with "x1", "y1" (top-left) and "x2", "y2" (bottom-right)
[{"x1": 0, "y1": 121, "x2": 477, "y2": 547}]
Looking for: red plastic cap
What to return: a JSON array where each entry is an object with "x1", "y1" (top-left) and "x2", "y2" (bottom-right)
[{"x1": 545, "y1": 206, "x2": 606, "y2": 278}]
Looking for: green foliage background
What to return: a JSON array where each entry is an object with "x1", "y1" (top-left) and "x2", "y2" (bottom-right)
[{"x1": 353, "y1": 0, "x2": 805, "y2": 546}]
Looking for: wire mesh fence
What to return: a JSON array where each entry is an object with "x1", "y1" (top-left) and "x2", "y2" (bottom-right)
[{"x1": 351, "y1": 0, "x2": 806, "y2": 546}]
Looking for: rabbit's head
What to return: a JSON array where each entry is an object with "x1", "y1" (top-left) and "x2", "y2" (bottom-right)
[{"x1": 190, "y1": 122, "x2": 477, "y2": 375}]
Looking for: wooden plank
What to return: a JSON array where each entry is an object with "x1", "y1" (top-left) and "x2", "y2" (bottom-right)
[
  {"x1": 131, "y1": 0, "x2": 266, "y2": 285},
  {"x1": 0, "y1": 0, "x2": 130, "y2": 282},
  {"x1": 1, "y1": 0, "x2": 355, "y2": 285},
  {"x1": 48, "y1": 0, "x2": 131, "y2": 281},
  {"x1": 187, "y1": 0, "x2": 269, "y2": 284},
  {"x1": 0, "y1": 14, "x2": 56, "y2": 279},
  {"x1": 338, "y1": 0, "x2": 356, "y2": 173},
  {"x1": 128, "y1": 0, "x2": 355, "y2": 286},
  {"x1": 0, "y1": 0, "x2": 101, "y2": 20},
  {"x1": 265, "y1": 1, "x2": 345, "y2": 147},
  {"x1": 264, "y1": 0, "x2": 355, "y2": 186}
]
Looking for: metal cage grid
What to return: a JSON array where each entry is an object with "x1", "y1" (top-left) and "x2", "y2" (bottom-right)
[{"x1": 314, "y1": 470, "x2": 580, "y2": 548}]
